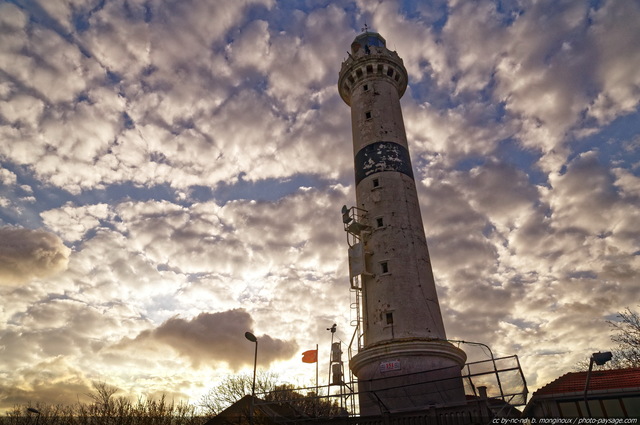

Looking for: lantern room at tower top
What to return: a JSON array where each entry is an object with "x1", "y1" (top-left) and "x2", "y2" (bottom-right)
[
  {"x1": 338, "y1": 32, "x2": 408, "y2": 106},
  {"x1": 351, "y1": 31, "x2": 386, "y2": 52}
]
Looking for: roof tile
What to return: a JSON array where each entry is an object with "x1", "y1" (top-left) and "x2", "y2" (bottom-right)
[{"x1": 534, "y1": 367, "x2": 640, "y2": 396}]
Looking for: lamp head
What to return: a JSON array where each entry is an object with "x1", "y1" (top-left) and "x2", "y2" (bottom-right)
[
  {"x1": 245, "y1": 331, "x2": 257, "y2": 342},
  {"x1": 592, "y1": 351, "x2": 613, "y2": 366}
]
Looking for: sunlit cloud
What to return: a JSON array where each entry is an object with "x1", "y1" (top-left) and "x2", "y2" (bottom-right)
[
  {"x1": 0, "y1": 227, "x2": 70, "y2": 286},
  {"x1": 131, "y1": 309, "x2": 298, "y2": 369}
]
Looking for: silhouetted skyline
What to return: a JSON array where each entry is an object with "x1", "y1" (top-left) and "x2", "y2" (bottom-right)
[{"x1": 1, "y1": 0, "x2": 639, "y2": 411}]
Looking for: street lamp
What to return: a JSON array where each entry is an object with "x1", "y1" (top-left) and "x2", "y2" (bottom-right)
[
  {"x1": 245, "y1": 331, "x2": 258, "y2": 425},
  {"x1": 583, "y1": 351, "x2": 612, "y2": 417},
  {"x1": 27, "y1": 407, "x2": 41, "y2": 425}
]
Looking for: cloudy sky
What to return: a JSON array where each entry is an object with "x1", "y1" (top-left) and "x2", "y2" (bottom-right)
[{"x1": 1, "y1": 0, "x2": 639, "y2": 412}]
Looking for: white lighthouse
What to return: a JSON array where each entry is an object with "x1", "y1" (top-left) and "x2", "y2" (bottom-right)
[{"x1": 338, "y1": 31, "x2": 467, "y2": 415}]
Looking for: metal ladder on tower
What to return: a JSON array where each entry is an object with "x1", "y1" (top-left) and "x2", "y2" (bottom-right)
[
  {"x1": 341, "y1": 205, "x2": 371, "y2": 415},
  {"x1": 341, "y1": 205, "x2": 368, "y2": 352}
]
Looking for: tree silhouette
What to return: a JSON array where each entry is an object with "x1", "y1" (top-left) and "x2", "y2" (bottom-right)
[
  {"x1": 608, "y1": 307, "x2": 640, "y2": 368},
  {"x1": 199, "y1": 371, "x2": 278, "y2": 416},
  {"x1": 263, "y1": 384, "x2": 343, "y2": 417},
  {"x1": 576, "y1": 307, "x2": 640, "y2": 371}
]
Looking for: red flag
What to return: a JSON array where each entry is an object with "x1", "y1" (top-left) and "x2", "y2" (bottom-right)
[{"x1": 302, "y1": 349, "x2": 318, "y2": 363}]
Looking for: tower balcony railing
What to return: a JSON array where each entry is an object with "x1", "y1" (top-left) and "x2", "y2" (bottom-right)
[{"x1": 249, "y1": 353, "x2": 527, "y2": 423}]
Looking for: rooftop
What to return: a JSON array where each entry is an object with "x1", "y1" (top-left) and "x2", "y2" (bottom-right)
[{"x1": 533, "y1": 367, "x2": 640, "y2": 397}]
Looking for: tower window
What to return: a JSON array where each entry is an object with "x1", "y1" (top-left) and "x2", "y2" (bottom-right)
[
  {"x1": 380, "y1": 261, "x2": 389, "y2": 274},
  {"x1": 386, "y1": 312, "x2": 394, "y2": 325},
  {"x1": 387, "y1": 68, "x2": 394, "y2": 77},
  {"x1": 376, "y1": 217, "x2": 384, "y2": 228},
  {"x1": 366, "y1": 64, "x2": 373, "y2": 74},
  {"x1": 372, "y1": 178, "x2": 380, "y2": 187},
  {"x1": 363, "y1": 84, "x2": 369, "y2": 91},
  {"x1": 356, "y1": 68, "x2": 363, "y2": 78},
  {"x1": 365, "y1": 111, "x2": 372, "y2": 119},
  {"x1": 377, "y1": 64, "x2": 384, "y2": 74}
]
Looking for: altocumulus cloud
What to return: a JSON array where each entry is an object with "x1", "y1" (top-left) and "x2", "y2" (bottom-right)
[
  {"x1": 131, "y1": 309, "x2": 298, "y2": 369},
  {"x1": 0, "y1": 227, "x2": 71, "y2": 286}
]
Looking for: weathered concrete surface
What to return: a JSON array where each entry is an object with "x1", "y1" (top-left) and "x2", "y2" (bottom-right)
[
  {"x1": 350, "y1": 339, "x2": 467, "y2": 414},
  {"x1": 339, "y1": 32, "x2": 467, "y2": 416}
]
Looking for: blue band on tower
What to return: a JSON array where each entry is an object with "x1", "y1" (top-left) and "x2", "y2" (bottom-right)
[{"x1": 354, "y1": 141, "x2": 414, "y2": 185}]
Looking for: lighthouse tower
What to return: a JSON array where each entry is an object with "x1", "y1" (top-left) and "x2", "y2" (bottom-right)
[{"x1": 338, "y1": 31, "x2": 467, "y2": 415}]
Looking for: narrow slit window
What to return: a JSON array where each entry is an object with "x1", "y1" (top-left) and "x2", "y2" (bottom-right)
[
  {"x1": 372, "y1": 178, "x2": 379, "y2": 187},
  {"x1": 365, "y1": 111, "x2": 372, "y2": 119},
  {"x1": 363, "y1": 84, "x2": 369, "y2": 91},
  {"x1": 386, "y1": 312, "x2": 394, "y2": 325},
  {"x1": 380, "y1": 261, "x2": 389, "y2": 274},
  {"x1": 394, "y1": 73, "x2": 400, "y2": 81},
  {"x1": 376, "y1": 217, "x2": 384, "y2": 228}
]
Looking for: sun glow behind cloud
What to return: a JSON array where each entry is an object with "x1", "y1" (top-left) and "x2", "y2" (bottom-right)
[{"x1": 1, "y1": 0, "x2": 639, "y2": 412}]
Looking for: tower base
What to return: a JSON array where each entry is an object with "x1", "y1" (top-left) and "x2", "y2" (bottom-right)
[{"x1": 350, "y1": 339, "x2": 467, "y2": 416}]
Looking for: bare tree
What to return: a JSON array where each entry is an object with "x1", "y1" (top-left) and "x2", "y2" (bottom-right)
[
  {"x1": 199, "y1": 371, "x2": 279, "y2": 416},
  {"x1": 264, "y1": 384, "x2": 343, "y2": 417},
  {"x1": 86, "y1": 381, "x2": 119, "y2": 405},
  {"x1": 200, "y1": 374, "x2": 345, "y2": 419},
  {"x1": 576, "y1": 307, "x2": 640, "y2": 371},
  {"x1": 608, "y1": 307, "x2": 640, "y2": 368},
  {"x1": 6, "y1": 389, "x2": 201, "y2": 425}
]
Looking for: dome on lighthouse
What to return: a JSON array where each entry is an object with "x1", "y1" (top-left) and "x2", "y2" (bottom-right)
[{"x1": 350, "y1": 31, "x2": 386, "y2": 54}]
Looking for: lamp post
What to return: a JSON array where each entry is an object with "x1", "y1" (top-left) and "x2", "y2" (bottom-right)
[
  {"x1": 583, "y1": 351, "x2": 612, "y2": 417},
  {"x1": 27, "y1": 407, "x2": 41, "y2": 425},
  {"x1": 245, "y1": 331, "x2": 258, "y2": 425}
]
